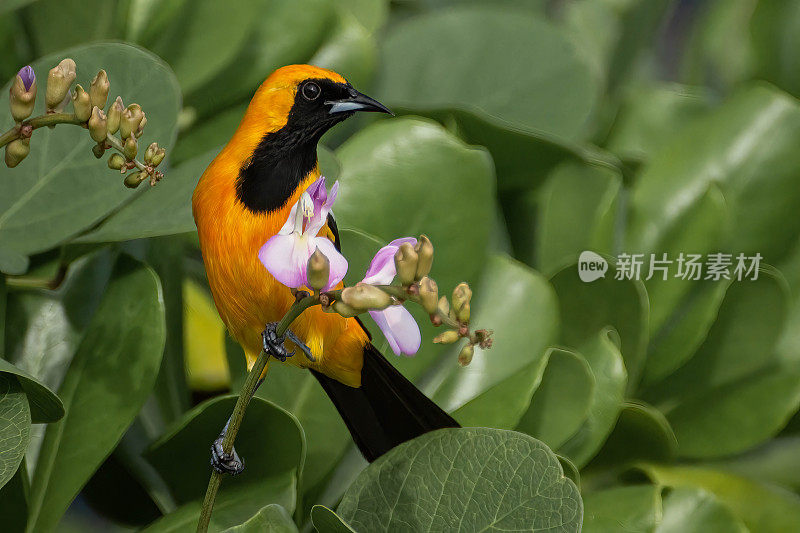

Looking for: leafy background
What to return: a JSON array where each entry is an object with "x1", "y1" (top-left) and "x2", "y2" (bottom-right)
[{"x1": 1, "y1": 0, "x2": 800, "y2": 531}]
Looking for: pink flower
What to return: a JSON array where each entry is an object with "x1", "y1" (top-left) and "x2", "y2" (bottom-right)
[
  {"x1": 258, "y1": 177, "x2": 347, "y2": 291},
  {"x1": 362, "y1": 238, "x2": 421, "y2": 356}
]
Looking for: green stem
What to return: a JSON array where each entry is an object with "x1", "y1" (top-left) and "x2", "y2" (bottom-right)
[
  {"x1": 105, "y1": 133, "x2": 148, "y2": 173},
  {"x1": 196, "y1": 295, "x2": 318, "y2": 533},
  {"x1": 0, "y1": 112, "x2": 84, "y2": 148}
]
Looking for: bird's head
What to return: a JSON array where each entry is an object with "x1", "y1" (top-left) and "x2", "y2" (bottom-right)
[{"x1": 245, "y1": 64, "x2": 392, "y2": 143}]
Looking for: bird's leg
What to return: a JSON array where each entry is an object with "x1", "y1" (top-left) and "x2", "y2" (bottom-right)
[
  {"x1": 261, "y1": 321, "x2": 315, "y2": 362},
  {"x1": 210, "y1": 376, "x2": 266, "y2": 475}
]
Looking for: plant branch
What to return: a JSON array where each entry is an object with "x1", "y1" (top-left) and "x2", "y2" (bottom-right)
[
  {"x1": 0, "y1": 112, "x2": 84, "y2": 148},
  {"x1": 196, "y1": 295, "x2": 318, "y2": 533}
]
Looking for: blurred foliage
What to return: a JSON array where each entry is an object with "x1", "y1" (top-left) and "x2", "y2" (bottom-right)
[{"x1": 1, "y1": 0, "x2": 800, "y2": 531}]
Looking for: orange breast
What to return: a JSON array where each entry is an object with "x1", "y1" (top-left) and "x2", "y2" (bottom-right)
[{"x1": 192, "y1": 146, "x2": 368, "y2": 387}]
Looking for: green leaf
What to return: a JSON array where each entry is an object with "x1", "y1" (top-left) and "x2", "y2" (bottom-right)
[
  {"x1": 256, "y1": 363, "x2": 348, "y2": 491},
  {"x1": 335, "y1": 116, "x2": 494, "y2": 380},
  {"x1": 3, "y1": 249, "x2": 114, "y2": 421},
  {"x1": 550, "y1": 262, "x2": 649, "y2": 392},
  {"x1": 0, "y1": 460, "x2": 29, "y2": 533},
  {"x1": 644, "y1": 271, "x2": 799, "y2": 458},
  {"x1": 605, "y1": 83, "x2": 714, "y2": 163},
  {"x1": 516, "y1": 347, "x2": 595, "y2": 450},
  {"x1": 588, "y1": 400, "x2": 677, "y2": 469},
  {"x1": 751, "y1": 0, "x2": 800, "y2": 99},
  {"x1": 377, "y1": 6, "x2": 597, "y2": 141},
  {"x1": 582, "y1": 485, "x2": 661, "y2": 533},
  {"x1": 708, "y1": 437, "x2": 800, "y2": 493},
  {"x1": 144, "y1": 396, "x2": 304, "y2": 531},
  {"x1": 220, "y1": 504, "x2": 297, "y2": 533},
  {"x1": 337, "y1": 428, "x2": 582, "y2": 532},
  {"x1": 147, "y1": 0, "x2": 258, "y2": 93},
  {"x1": 0, "y1": 42, "x2": 181, "y2": 257},
  {"x1": 423, "y1": 255, "x2": 559, "y2": 430},
  {"x1": 0, "y1": 374, "x2": 30, "y2": 490},
  {"x1": 22, "y1": 0, "x2": 127, "y2": 55},
  {"x1": 309, "y1": 9, "x2": 377, "y2": 91},
  {"x1": 626, "y1": 84, "x2": 800, "y2": 264},
  {"x1": 535, "y1": 162, "x2": 622, "y2": 274},
  {"x1": 0, "y1": 247, "x2": 28, "y2": 275},
  {"x1": 656, "y1": 488, "x2": 748, "y2": 533},
  {"x1": 76, "y1": 149, "x2": 218, "y2": 243},
  {"x1": 184, "y1": 0, "x2": 334, "y2": 118},
  {"x1": 311, "y1": 505, "x2": 356, "y2": 533},
  {"x1": 26, "y1": 256, "x2": 166, "y2": 533},
  {"x1": 642, "y1": 464, "x2": 800, "y2": 532},
  {"x1": 0, "y1": 359, "x2": 62, "y2": 424},
  {"x1": 558, "y1": 328, "x2": 627, "y2": 467}
]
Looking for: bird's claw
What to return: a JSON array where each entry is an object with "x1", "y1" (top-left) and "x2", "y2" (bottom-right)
[
  {"x1": 261, "y1": 322, "x2": 315, "y2": 362},
  {"x1": 211, "y1": 436, "x2": 244, "y2": 475}
]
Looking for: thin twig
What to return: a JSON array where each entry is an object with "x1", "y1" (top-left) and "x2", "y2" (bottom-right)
[
  {"x1": 196, "y1": 295, "x2": 318, "y2": 533},
  {"x1": 0, "y1": 112, "x2": 83, "y2": 147}
]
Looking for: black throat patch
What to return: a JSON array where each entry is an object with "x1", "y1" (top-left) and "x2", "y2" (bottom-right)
[{"x1": 235, "y1": 78, "x2": 352, "y2": 213}]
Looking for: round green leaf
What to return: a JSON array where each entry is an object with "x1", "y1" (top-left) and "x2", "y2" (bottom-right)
[
  {"x1": 377, "y1": 6, "x2": 597, "y2": 140},
  {"x1": 337, "y1": 428, "x2": 582, "y2": 532},
  {"x1": 709, "y1": 436, "x2": 800, "y2": 493},
  {"x1": 0, "y1": 359, "x2": 62, "y2": 424},
  {"x1": 0, "y1": 374, "x2": 30, "y2": 490},
  {"x1": 656, "y1": 488, "x2": 748, "y2": 533},
  {"x1": 516, "y1": 348, "x2": 595, "y2": 450},
  {"x1": 582, "y1": 485, "x2": 661, "y2": 533},
  {"x1": 221, "y1": 504, "x2": 297, "y2": 533},
  {"x1": 26, "y1": 256, "x2": 166, "y2": 533},
  {"x1": 642, "y1": 464, "x2": 800, "y2": 532},
  {"x1": 0, "y1": 42, "x2": 181, "y2": 257},
  {"x1": 144, "y1": 396, "x2": 304, "y2": 531},
  {"x1": 311, "y1": 505, "x2": 356, "y2": 533},
  {"x1": 423, "y1": 255, "x2": 559, "y2": 430},
  {"x1": 558, "y1": 328, "x2": 627, "y2": 467}
]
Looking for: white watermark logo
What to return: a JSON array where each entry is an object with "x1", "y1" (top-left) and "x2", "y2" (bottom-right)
[
  {"x1": 578, "y1": 251, "x2": 608, "y2": 282},
  {"x1": 579, "y1": 251, "x2": 762, "y2": 282}
]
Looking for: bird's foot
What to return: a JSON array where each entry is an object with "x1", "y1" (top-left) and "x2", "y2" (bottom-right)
[
  {"x1": 210, "y1": 436, "x2": 244, "y2": 475},
  {"x1": 261, "y1": 322, "x2": 315, "y2": 362}
]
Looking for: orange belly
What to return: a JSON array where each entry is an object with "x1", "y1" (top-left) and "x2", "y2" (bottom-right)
[{"x1": 193, "y1": 160, "x2": 367, "y2": 387}]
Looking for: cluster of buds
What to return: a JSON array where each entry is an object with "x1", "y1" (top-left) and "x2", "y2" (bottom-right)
[
  {"x1": 3, "y1": 61, "x2": 166, "y2": 188},
  {"x1": 308, "y1": 233, "x2": 492, "y2": 366}
]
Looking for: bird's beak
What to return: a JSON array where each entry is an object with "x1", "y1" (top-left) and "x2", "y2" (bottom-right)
[{"x1": 326, "y1": 90, "x2": 393, "y2": 115}]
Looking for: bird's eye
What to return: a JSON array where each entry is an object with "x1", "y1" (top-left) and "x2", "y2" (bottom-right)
[{"x1": 302, "y1": 82, "x2": 321, "y2": 101}]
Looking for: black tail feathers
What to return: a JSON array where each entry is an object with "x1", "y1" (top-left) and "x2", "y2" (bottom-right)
[{"x1": 311, "y1": 342, "x2": 459, "y2": 462}]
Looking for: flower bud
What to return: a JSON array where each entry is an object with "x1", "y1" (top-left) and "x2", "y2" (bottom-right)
[
  {"x1": 452, "y1": 282, "x2": 472, "y2": 323},
  {"x1": 418, "y1": 276, "x2": 439, "y2": 315},
  {"x1": 92, "y1": 142, "x2": 105, "y2": 159},
  {"x1": 108, "y1": 153, "x2": 125, "y2": 170},
  {"x1": 4, "y1": 138, "x2": 30, "y2": 168},
  {"x1": 458, "y1": 344, "x2": 474, "y2": 366},
  {"x1": 434, "y1": 330, "x2": 460, "y2": 344},
  {"x1": 120, "y1": 103, "x2": 143, "y2": 140},
  {"x1": 151, "y1": 147, "x2": 166, "y2": 167},
  {"x1": 332, "y1": 299, "x2": 359, "y2": 318},
  {"x1": 342, "y1": 284, "x2": 392, "y2": 311},
  {"x1": 414, "y1": 235, "x2": 434, "y2": 280},
  {"x1": 124, "y1": 171, "x2": 148, "y2": 188},
  {"x1": 46, "y1": 58, "x2": 76, "y2": 111},
  {"x1": 88, "y1": 106, "x2": 108, "y2": 142},
  {"x1": 307, "y1": 248, "x2": 330, "y2": 292},
  {"x1": 123, "y1": 135, "x2": 137, "y2": 160},
  {"x1": 72, "y1": 84, "x2": 91, "y2": 121},
  {"x1": 144, "y1": 142, "x2": 158, "y2": 164},
  {"x1": 9, "y1": 66, "x2": 36, "y2": 122},
  {"x1": 107, "y1": 96, "x2": 123, "y2": 134},
  {"x1": 134, "y1": 113, "x2": 146, "y2": 138},
  {"x1": 438, "y1": 296, "x2": 450, "y2": 317},
  {"x1": 89, "y1": 69, "x2": 109, "y2": 110},
  {"x1": 394, "y1": 242, "x2": 418, "y2": 286}
]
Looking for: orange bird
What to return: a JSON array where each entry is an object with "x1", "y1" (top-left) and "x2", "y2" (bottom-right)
[{"x1": 192, "y1": 65, "x2": 457, "y2": 473}]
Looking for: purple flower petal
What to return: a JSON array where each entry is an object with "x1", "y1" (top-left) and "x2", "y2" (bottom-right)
[
  {"x1": 258, "y1": 233, "x2": 314, "y2": 288},
  {"x1": 313, "y1": 237, "x2": 348, "y2": 291},
  {"x1": 18, "y1": 66, "x2": 34, "y2": 91},
  {"x1": 369, "y1": 306, "x2": 421, "y2": 356},
  {"x1": 362, "y1": 237, "x2": 417, "y2": 285}
]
